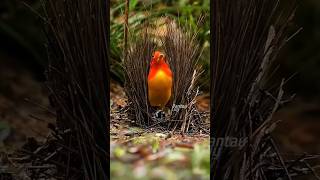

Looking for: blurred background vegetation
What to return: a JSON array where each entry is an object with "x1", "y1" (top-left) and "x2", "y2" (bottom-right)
[
  {"x1": 278, "y1": 0, "x2": 320, "y2": 99},
  {"x1": 0, "y1": 0, "x2": 46, "y2": 80}
]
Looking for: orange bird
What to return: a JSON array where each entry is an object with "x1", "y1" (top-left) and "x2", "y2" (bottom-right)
[{"x1": 148, "y1": 51, "x2": 173, "y2": 109}]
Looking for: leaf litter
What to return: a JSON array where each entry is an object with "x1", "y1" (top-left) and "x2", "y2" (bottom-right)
[{"x1": 110, "y1": 82, "x2": 210, "y2": 180}]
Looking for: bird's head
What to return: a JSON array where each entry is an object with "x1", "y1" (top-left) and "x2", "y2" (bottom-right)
[{"x1": 150, "y1": 51, "x2": 166, "y2": 67}]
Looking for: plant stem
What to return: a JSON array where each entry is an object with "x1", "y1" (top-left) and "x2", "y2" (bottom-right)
[{"x1": 124, "y1": 0, "x2": 129, "y2": 61}]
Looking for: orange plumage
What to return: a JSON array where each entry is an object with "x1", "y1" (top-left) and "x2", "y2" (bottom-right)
[{"x1": 148, "y1": 51, "x2": 173, "y2": 109}]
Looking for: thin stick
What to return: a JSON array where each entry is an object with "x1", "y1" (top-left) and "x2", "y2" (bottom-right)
[{"x1": 124, "y1": 0, "x2": 130, "y2": 61}]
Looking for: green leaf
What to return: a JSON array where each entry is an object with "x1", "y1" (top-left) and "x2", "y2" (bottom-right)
[
  {"x1": 151, "y1": 137, "x2": 160, "y2": 153},
  {"x1": 114, "y1": 146, "x2": 126, "y2": 158},
  {"x1": 129, "y1": 0, "x2": 139, "y2": 11}
]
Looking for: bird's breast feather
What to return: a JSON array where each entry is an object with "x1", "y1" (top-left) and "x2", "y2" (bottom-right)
[{"x1": 148, "y1": 70, "x2": 172, "y2": 90}]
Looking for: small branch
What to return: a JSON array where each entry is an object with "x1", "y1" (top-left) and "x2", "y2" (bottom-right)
[{"x1": 124, "y1": 0, "x2": 130, "y2": 62}]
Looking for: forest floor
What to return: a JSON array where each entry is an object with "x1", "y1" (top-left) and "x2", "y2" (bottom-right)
[
  {"x1": 0, "y1": 54, "x2": 55, "y2": 151},
  {"x1": 110, "y1": 82, "x2": 210, "y2": 180}
]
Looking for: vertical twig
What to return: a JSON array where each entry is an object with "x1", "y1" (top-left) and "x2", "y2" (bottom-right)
[{"x1": 124, "y1": 0, "x2": 130, "y2": 61}]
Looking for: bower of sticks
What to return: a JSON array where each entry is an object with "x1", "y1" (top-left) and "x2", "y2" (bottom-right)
[{"x1": 113, "y1": 18, "x2": 210, "y2": 134}]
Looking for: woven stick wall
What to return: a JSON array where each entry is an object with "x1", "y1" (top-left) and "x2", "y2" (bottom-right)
[
  {"x1": 211, "y1": 0, "x2": 299, "y2": 179},
  {"x1": 45, "y1": 0, "x2": 109, "y2": 178},
  {"x1": 124, "y1": 19, "x2": 205, "y2": 133}
]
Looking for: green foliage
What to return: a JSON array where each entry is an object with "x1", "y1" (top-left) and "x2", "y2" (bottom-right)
[
  {"x1": 111, "y1": 139, "x2": 210, "y2": 180},
  {"x1": 114, "y1": 146, "x2": 126, "y2": 158},
  {"x1": 191, "y1": 143, "x2": 210, "y2": 177},
  {"x1": 131, "y1": 133, "x2": 161, "y2": 152}
]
